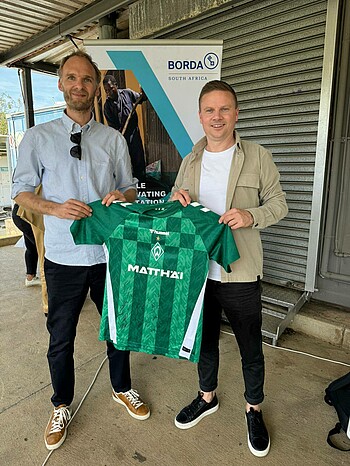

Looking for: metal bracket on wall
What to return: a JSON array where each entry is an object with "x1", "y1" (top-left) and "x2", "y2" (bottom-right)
[
  {"x1": 261, "y1": 282, "x2": 311, "y2": 346},
  {"x1": 221, "y1": 282, "x2": 311, "y2": 346}
]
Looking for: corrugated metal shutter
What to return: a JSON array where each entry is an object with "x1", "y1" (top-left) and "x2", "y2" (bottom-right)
[{"x1": 157, "y1": 0, "x2": 328, "y2": 288}]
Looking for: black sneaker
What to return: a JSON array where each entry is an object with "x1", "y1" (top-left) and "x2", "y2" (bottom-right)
[
  {"x1": 175, "y1": 391, "x2": 219, "y2": 429},
  {"x1": 246, "y1": 408, "x2": 270, "y2": 457}
]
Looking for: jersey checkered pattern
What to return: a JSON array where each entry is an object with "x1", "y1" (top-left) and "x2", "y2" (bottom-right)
[{"x1": 71, "y1": 201, "x2": 239, "y2": 362}]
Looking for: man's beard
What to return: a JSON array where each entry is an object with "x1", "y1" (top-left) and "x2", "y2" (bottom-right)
[
  {"x1": 109, "y1": 91, "x2": 118, "y2": 100},
  {"x1": 64, "y1": 90, "x2": 95, "y2": 112}
]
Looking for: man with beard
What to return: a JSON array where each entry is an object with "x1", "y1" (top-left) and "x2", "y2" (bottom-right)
[{"x1": 12, "y1": 51, "x2": 150, "y2": 451}]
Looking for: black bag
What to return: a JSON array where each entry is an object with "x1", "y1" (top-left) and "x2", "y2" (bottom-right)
[{"x1": 325, "y1": 372, "x2": 350, "y2": 451}]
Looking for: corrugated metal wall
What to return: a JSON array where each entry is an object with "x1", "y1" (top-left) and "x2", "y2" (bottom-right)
[{"x1": 157, "y1": 0, "x2": 328, "y2": 288}]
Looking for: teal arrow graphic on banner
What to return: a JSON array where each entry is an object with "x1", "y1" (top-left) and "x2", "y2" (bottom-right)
[{"x1": 107, "y1": 51, "x2": 194, "y2": 158}]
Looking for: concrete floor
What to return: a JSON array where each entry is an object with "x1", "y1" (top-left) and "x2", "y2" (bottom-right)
[{"x1": 1, "y1": 244, "x2": 349, "y2": 466}]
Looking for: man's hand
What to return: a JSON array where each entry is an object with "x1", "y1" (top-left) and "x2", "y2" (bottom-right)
[
  {"x1": 170, "y1": 189, "x2": 191, "y2": 207},
  {"x1": 219, "y1": 208, "x2": 254, "y2": 230},
  {"x1": 14, "y1": 192, "x2": 92, "y2": 220},
  {"x1": 52, "y1": 199, "x2": 92, "y2": 220},
  {"x1": 101, "y1": 190, "x2": 127, "y2": 206}
]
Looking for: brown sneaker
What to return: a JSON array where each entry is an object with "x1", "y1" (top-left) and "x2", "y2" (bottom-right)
[
  {"x1": 44, "y1": 405, "x2": 71, "y2": 450},
  {"x1": 112, "y1": 389, "x2": 150, "y2": 420}
]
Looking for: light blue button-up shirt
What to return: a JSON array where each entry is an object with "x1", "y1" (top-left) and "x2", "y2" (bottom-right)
[{"x1": 12, "y1": 111, "x2": 137, "y2": 266}]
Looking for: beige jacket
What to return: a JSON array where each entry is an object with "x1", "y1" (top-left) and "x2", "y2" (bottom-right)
[
  {"x1": 17, "y1": 185, "x2": 44, "y2": 231},
  {"x1": 172, "y1": 131, "x2": 288, "y2": 282}
]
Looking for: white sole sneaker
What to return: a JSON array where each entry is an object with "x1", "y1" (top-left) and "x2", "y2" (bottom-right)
[
  {"x1": 25, "y1": 277, "x2": 41, "y2": 287},
  {"x1": 174, "y1": 402, "x2": 219, "y2": 429},
  {"x1": 44, "y1": 406, "x2": 71, "y2": 450},
  {"x1": 112, "y1": 391, "x2": 150, "y2": 420},
  {"x1": 246, "y1": 410, "x2": 270, "y2": 457},
  {"x1": 247, "y1": 436, "x2": 270, "y2": 457},
  {"x1": 44, "y1": 427, "x2": 68, "y2": 450}
]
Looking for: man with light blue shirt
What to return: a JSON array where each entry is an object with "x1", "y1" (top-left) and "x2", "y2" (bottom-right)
[{"x1": 12, "y1": 50, "x2": 150, "y2": 451}]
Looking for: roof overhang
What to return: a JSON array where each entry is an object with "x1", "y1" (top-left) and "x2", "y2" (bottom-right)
[{"x1": 0, "y1": 0, "x2": 133, "y2": 72}]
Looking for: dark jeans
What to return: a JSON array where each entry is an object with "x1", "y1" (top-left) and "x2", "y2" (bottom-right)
[
  {"x1": 198, "y1": 279, "x2": 265, "y2": 405},
  {"x1": 12, "y1": 204, "x2": 38, "y2": 275},
  {"x1": 44, "y1": 259, "x2": 131, "y2": 407}
]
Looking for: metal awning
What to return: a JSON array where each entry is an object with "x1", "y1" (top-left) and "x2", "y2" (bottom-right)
[{"x1": 0, "y1": 0, "x2": 133, "y2": 73}]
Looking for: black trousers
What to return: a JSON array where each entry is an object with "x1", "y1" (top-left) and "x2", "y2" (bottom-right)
[
  {"x1": 198, "y1": 279, "x2": 265, "y2": 405},
  {"x1": 44, "y1": 259, "x2": 131, "y2": 407},
  {"x1": 12, "y1": 203, "x2": 38, "y2": 275},
  {"x1": 126, "y1": 127, "x2": 146, "y2": 182}
]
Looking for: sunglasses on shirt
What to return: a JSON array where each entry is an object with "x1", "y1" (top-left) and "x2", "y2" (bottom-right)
[{"x1": 70, "y1": 132, "x2": 82, "y2": 160}]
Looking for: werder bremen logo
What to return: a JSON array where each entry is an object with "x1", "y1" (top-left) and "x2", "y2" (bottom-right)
[{"x1": 151, "y1": 242, "x2": 164, "y2": 261}]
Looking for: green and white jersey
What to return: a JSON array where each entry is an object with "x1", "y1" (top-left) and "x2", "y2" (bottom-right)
[{"x1": 71, "y1": 200, "x2": 239, "y2": 362}]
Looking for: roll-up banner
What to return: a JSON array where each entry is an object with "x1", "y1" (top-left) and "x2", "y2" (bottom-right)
[{"x1": 85, "y1": 40, "x2": 223, "y2": 203}]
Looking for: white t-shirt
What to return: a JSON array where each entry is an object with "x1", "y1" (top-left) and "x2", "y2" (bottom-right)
[{"x1": 199, "y1": 144, "x2": 236, "y2": 280}]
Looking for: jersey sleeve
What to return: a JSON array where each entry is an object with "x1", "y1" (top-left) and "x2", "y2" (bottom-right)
[
  {"x1": 185, "y1": 203, "x2": 240, "y2": 272},
  {"x1": 208, "y1": 224, "x2": 240, "y2": 272},
  {"x1": 70, "y1": 201, "x2": 128, "y2": 245}
]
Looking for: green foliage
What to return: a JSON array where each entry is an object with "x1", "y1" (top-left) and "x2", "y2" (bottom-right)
[{"x1": 0, "y1": 92, "x2": 22, "y2": 135}]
